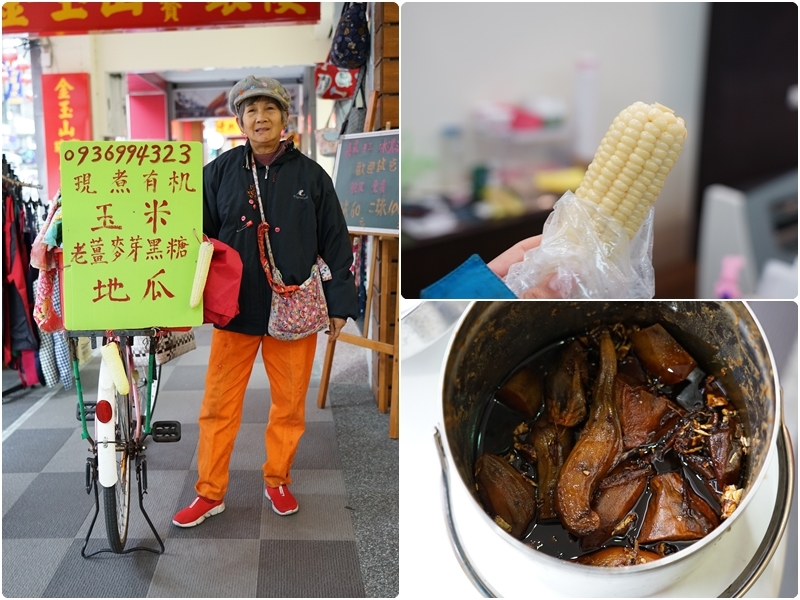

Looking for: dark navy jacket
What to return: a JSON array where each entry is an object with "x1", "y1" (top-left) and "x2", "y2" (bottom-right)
[{"x1": 203, "y1": 140, "x2": 358, "y2": 335}]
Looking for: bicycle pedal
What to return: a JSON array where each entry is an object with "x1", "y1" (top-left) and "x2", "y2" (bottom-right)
[
  {"x1": 151, "y1": 420, "x2": 181, "y2": 442},
  {"x1": 77, "y1": 402, "x2": 96, "y2": 422}
]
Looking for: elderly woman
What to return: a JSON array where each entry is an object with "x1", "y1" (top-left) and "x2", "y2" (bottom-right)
[{"x1": 173, "y1": 76, "x2": 357, "y2": 526}]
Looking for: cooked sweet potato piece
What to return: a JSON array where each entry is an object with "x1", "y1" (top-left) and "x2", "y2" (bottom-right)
[
  {"x1": 555, "y1": 331, "x2": 623, "y2": 536},
  {"x1": 546, "y1": 341, "x2": 589, "y2": 427},
  {"x1": 615, "y1": 375, "x2": 682, "y2": 450},
  {"x1": 574, "y1": 546, "x2": 662, "y2": 567},
  {"x1": 682, "y1": 453, "x2": 716, "y2": 482},
  {"x1": 629, "y1": 324, "x2": 697, "y2": 385},
  {"x1": 637, "y1": 472, "x2": 719, "y2": 544},
  {"x1": 496, "y1": 366, "x2": 543, "y2": 417},
  {"x1": 617, "y1": 354, "x2": 649, "y2": 385},
  {"x1": 531, "y1": 415, "x2": 574, "y2": 520},
  {"x1": 708, "y1": 410, "x2": 744, "y2": 487},
  {"x1": 581, "y1": 458, "x2": 653, "y2": 550},
  {"x1": 475, "y1": 453, "x2": 537, "y2": 539}
]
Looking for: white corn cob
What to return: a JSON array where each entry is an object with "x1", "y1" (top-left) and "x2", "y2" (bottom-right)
[
  {"x1": 190, "y1": 239, "x2": 214, "y2": 308},
  {"x1": 575, "y1": 101, "x2": 687, "y2": 241},
  {"x1": 100, "y1": 342, "x2": 129, "y2": 396}
]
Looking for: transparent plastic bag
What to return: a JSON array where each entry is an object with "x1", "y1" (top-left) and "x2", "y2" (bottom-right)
[{"x1": 504, "y1": 191, "x2": 655, "y2": 299}]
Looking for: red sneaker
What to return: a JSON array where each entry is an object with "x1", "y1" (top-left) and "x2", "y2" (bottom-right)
[
  {"x1": 172, "y1": 496, "x2": 225, "y2": 527},
  {"x1": 265, "y1": 484, "x2": 299, "y2": 515}
]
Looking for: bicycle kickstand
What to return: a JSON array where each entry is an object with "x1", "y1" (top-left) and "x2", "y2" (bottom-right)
[
  {"x1": 126, "y1": 455, "x2": 165, "y2": 555},
  {"x1": 80, "y1": 456, "x2": 104, "y2": 559},
  {"x1": 79, "y1": 454, "x2": 165, "y2": 558}
]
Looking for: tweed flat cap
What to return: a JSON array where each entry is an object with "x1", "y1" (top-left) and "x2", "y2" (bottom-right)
[{"x1": 228, "y1": 76, "x2": 291, "y2": 115}]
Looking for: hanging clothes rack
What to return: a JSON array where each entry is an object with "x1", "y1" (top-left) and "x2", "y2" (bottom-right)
[{"x1": 2, "y1": 174, "x2": 43, "y2": 189}]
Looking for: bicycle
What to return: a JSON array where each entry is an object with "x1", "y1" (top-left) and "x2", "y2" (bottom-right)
[{"x1": 69, "y1": 328, "x2": 182, "y2": 557}]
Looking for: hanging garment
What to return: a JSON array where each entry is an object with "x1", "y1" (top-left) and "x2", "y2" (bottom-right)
[
  {"x1": 30, "y1": 196, "x2": 60, "y2": 271},
  {"x1": 3, "y1": 185, "x2": 41, "y2": 388},
  {"x1": 32, "y1": 279, "x2": 59, "y2": 387},
  {"x1": 4, "y1": 192, "x2": 39, "y2": 353},
  {"x1": 51, "y1": 270, "x2": 73, "y2": 390},
  {"x1": 19, "y1": 350, "x2": 40, "y2": 387},
  {"x1": 38, "y1": 331, "x2": 59, "y2": 387}
]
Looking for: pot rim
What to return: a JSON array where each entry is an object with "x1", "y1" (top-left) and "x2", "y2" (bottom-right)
[
  {"x1": 438, "y1": 300, "x2": 783, "y2": 575},
  {"x1": 400, "y1": 300, "x2": 470, "y2": 359}
]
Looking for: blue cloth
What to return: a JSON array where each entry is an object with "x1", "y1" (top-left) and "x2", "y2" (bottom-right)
[
  {"x1": 420, "y1": 254, "x2": 517, "y2": 299},
  {"x1": 43, "y1": 219, "x2": 61, "y2": 249}
]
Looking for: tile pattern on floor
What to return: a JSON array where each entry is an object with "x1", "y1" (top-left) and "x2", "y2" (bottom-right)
[{"x1": 2, "y1": 323, "x2": 397, "y2": 597}]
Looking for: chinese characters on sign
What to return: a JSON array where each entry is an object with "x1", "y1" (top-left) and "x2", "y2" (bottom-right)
[
  {"x1": 60, "y1": 141, "x2": 203, "y2": 330},
  {"x1": 333, "y1": 132, "x2": 399, "y2": 234},
  {"x1": 41, "y1": 73, "x2": 92, "y2": 199},
  {"x1": 2, "y1": 3, "x2": 320, "y2": 36}
]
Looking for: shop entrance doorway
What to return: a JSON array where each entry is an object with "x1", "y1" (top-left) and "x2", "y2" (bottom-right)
[{"x1": 124, "y1": 66, "x2": 316, "y2": 166}]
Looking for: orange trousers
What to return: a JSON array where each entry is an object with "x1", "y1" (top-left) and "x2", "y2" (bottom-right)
[{"x1": 195, "y1": 328, "x2": 317, "y2": 500}]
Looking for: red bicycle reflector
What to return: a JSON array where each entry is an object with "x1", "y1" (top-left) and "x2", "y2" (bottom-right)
[{"x1": 96, "y1": 400, "x2": 113, "y2": 423}]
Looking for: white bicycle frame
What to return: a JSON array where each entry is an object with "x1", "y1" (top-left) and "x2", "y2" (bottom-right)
[
  {"x1": 95, "y1": 359, "x2": 118, "y2": 488},
  {"x1": 95, "y1": 342, "x2": 143, "y2": 488}
]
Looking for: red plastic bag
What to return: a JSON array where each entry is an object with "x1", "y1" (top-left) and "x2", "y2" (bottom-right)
[{"x1": 203, "y1": 238, "x2": 243, "y2": 327}]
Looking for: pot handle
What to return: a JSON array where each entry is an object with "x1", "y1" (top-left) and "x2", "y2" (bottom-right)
[
  {"x1": 434, "y1": 426, "x2": 498, "y2": 598},
  {"x1": 719, "y1": 420, "x2": 795, "y2": 598}
]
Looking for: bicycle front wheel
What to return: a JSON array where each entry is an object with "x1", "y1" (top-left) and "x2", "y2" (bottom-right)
[{"x1": 102, "y1": 382, "x2": 132, "y2": 553}]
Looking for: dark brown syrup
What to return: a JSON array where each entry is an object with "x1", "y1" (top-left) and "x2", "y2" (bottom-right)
[{"x1": 475, "y1": 330, "x2": 732, "y2": 562}]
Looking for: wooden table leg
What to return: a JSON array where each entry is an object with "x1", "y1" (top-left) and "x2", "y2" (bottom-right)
[
  {"x1": 316, "y1": 336, "x2": 337, "y2": 409},
  {"x1": 377, "y1": 237, "x2": 393, "y2": 414},
  {"x1": 389, "y1": 299, "x2": 399, "y2": 439},
  {"x1": 389, "y1": 354, "x2": 399, "y2": 438}
]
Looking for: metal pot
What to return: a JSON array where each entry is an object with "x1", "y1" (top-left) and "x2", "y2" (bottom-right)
[
  {"x1": 400, "y1": 299, "x2": 470, "y2": 359},
  {"x1": 438, "y1": 301, "x2": 784, "y2": 597}
]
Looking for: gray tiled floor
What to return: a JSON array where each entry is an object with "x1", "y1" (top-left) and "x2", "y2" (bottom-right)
[{"x1": 2, "y1": 323, "x2": 398, "y2": 597}]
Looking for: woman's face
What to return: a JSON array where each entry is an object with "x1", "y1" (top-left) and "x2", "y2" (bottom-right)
[{"x1": 240, "y1": 97, "x2": 284, "y2": 152}]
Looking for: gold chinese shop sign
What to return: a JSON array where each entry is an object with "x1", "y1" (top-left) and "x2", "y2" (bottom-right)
[
  {"x1": 2, "y1": 3, "x2": 320, "y2": 36},
  {"x1": 60, "y1": 141, "x2": 203, "y2": 330},
  {"x1": 42, "y1": 73, "x2": 92, "y2": 199}
]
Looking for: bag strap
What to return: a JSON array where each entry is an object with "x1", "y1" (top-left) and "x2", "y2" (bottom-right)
[
  {"x1": 249, "y1": 152, "x2": 326, "y2": 296},
  {"x1": 249, "y1": 154, "x2": 297, "y2": 295},
  {"x1": 354, "y1": 66, "x2": 366, "y2": 107},
  {"x1": 256, "y1": 221, "x2": 299, "y2": 295},
  {"x1": 325, "y1": 104, "x2": 336, "y2": 128}
]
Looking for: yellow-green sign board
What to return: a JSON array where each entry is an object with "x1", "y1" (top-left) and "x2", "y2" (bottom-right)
[{"x1": 60, "y1": 141, "x2": 203, "y2": 330}]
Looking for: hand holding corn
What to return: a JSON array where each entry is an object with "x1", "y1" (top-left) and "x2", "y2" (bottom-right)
[
  {"x1": 575, "y1": 101, "x2": 686, "y2": 241},
  {"x1": 503, "y1": 101, "x2": 686, "y2": 298}
]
